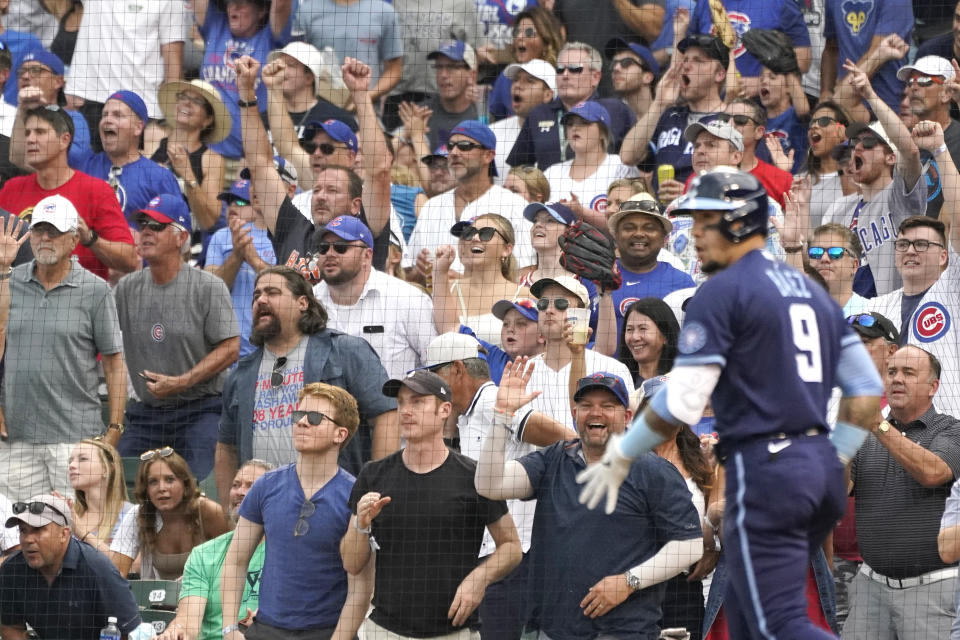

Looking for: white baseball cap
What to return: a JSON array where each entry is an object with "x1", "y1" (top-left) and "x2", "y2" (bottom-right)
[
  {"x1": 897, "y1": 55, "x2": 956, "y2": 82},
  {"x1": 504, "y1": 59, "x2": 557, "y2": 93},
  {"x1": 684, "y1": 119, "x2": 744, "y2": 152},
  {"x1": 424, "y1": 333, "x2": 486, "y2": 369},
  {"x1": 530, "y1": 275, "x2": 591, "y2": 308},
  {"x1": 268, "y1": 42, "x2": 350, "y2": 108},
  {"x1": 30, "y1": 194, "x2": 79, "y2": 232}
]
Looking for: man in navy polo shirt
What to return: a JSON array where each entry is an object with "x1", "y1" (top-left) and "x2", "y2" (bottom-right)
[
  {"x1": 476, "y1": 362, "x2": 702, "y2": 640},
  {"x1": 0, "y1": 494, "x2": 140, "y2": 640},
  {"x1": 507, "y1": 42, "x2": 636, "y2": 171}
]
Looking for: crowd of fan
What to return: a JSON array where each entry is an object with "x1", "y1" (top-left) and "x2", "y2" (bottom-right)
[{"x1": 0, "y1": 0, "x2": 959, "y2": 638}]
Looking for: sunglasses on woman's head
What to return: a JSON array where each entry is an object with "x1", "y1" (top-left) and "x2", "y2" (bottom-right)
[{"x1": 140, "y1": 446, "x2": 175, "y2": 462}]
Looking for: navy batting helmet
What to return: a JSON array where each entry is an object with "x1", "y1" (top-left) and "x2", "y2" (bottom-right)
[{"x1": 672, "y1": 168, "x2": 769, "y2": 243}]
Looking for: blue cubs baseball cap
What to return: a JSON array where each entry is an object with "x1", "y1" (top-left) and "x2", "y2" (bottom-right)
[
  {"x1": 19, "y1": 49, "x2": 64, "y2": 76},
  {"x1": 427, "y1": 40, "x2": 477, "y2": 70},
  {"x1": 573, "y1": 372, "x2": 630, "y2": 407},
  {"x1": 640, "y1": 374, "x2": 669, "y2": 400},
  {"x1": 301, "y1": 118, "x2": 359, "y2": 153},
  {"x1": 523, "y1": 202, "x2": 577, "y2": 225},
  {"x1": 136, "y1": 193, "x2": 192, "y2": 233},
  {"x1": 604, "y1": 38, "x2": 661, "y2": 77},
  {"x1": 561, "y1": 101, "x2": 612, "y2": 129},
  {"x1": 217, "y1": 179, "x2": 252, "y2": 204},
  {"x1": 317, "y1": 215, "x2": 373, "y2": 248},
  {"x1": 492, "y1": 298, "x2": 538, "y2": 322},
  {"x1": 107, "y1": 90, "x2": 148, "y2": 123},
  {"x1": 449, "y1": 120, "x2": 496, "y2": 150}
]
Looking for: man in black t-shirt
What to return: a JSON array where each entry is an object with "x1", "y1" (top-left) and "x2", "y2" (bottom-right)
[{"x1": 341, "y1": 370, "x2": 522, "y2": 638}]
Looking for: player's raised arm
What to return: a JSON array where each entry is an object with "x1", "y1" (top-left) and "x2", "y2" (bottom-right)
[{"x1": 830, "y1": 337, "x2": 885, "y2": 463}]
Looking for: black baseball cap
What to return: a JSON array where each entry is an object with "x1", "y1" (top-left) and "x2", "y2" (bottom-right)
[
  {"x1": 677, "y1": 34, "x2": 729, "y2": 70},
  {"x1": 383, "y1": 369, "x2": 452, "y2": 402},
  {"x1": 847, "y1": 312, "x2": 899, "y2": 343}
]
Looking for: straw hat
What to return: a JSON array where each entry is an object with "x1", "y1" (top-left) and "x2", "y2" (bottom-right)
[{"x1": 157, "y1": 79, "x2": 232, "y2": 144}]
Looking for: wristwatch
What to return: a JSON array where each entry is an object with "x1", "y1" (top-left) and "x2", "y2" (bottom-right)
[
  {"x1": 186, "y1": 178, "x2": 199, "y2": 189},
  {"x1": 81, "y1": 229, "x2": 99, "y2": 247},
  {"x1": 107, "y1": 422, "x2": 125, "y2": 434},
  {"x1": 624, "y1": 570, "x2": 642, "y2": 592},
  {"x1": 221, "y1": 624, "x2": 240, "y2": 636},
  {"x1": 878, "y1": 420, "x2": 892, "y2": 434}
]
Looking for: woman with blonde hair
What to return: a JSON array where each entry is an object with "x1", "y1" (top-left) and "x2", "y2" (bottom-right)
[
  {"x1": 68, "y1": 438, "x2": 133, "y2": 554},
  {"x1": 545, "y1": 102, "x2": 640, "y2": 229},
  {"x1": 110, "y1": 447, "x2": 229, "y2": 579},
  {"x1": 504, "y1": 165, "x2": 550, "y2": 204},
  {"x1": 432, "y1": 214, "x2": 528, "y2": 346}
]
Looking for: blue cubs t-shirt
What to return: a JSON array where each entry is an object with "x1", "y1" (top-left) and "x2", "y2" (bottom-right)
[
  {"x1": 650, "y1": 106, "x2": 702, "y2": 191},
  {"x1": 612, "y1": 260, "x2": 695, "y2": 334},
  {"x1": 688, "y1": 0, "x2": 810, "y2": 78},
  {"x1": 676, "y1": 250, "x2": 856, "y2": 445},
  {"x1": 74, "y1": 153, "x2": 182, "y2": 219},
  {"x1": 199, "y1": 4, "x2": 294, "y2": 158},
  {"x1": 823, "y1": 0, "x2": 912, "y2": 111}
]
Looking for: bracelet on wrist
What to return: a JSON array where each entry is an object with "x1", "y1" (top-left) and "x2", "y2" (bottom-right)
[
  {"x1": 934, "y1": 143, "x2": 949, "y2": 157},
  {"x1": 237, "y1": 97, "x2": 258, "y2": 108},
  {"x1": 222, "y1": 624, "x2": 240, "y2": 636},
  {"x1": 0, "y1": 267, "x2": 12, "y2": 281}
]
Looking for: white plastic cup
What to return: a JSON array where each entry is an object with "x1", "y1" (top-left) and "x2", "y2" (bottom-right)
[{"x1": 567, "y1": 307, "x2": 591, "y2": 345}]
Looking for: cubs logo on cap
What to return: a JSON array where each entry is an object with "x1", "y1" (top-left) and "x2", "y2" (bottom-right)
[{"x1": 913, "y1": 302, "x2": 950, "y2": 343}]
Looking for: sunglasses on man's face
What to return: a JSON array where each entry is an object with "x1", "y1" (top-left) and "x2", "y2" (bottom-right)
[
  {"x1": 448, "y1": 141, "x2": 485, "y2": 152},
  {"x1": 612, "y1": 58, "x2": 644, "y2": 70},
  {"x1": 906, "y1": 74, "x2": 945, "y2": 87},
  {"x1": 810, "y1": 116, "x2": 838, "y2": 128},
  {"x1": 314, "y1": 242, "x2": 365, "y2": 255},
  {"x1": 300, "y1": 141, "x2": 348, "y2": 155},
  {"x1": 556, "y1": 65, "x2": 586, "y2": 75},
  {"x1": 536, "y1": 297, "x2": 570, "y2": 311},
  {"x1": 717, "y1": 113, "x2": 758, "y2": 126},
  {"x1": 853, "y1": 136, "x2": 883, "y2": 150},
  {"x1": 138, "y1": 220, "x2": 171, "y2": 233},
  {"x1": 291, "y1": 410, "x2": 341, "y2": 427},
  {"x1": 807, "y1": 246, "x2": 850, "y2": 261},
  {"x1": 458, "y1": 226, "x2": 506, "y2": 242}
]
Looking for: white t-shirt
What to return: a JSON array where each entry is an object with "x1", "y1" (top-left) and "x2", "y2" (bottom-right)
[
  {"x1": 313, "y1": 269, "x2": 437, "y2": 379},
  {"x1": 66, "y1": 0, "x2": 187, "y2": 118},
  {"x1": 457, "y1": 382, "x2": 537, "y2": 555},
  {"x1": 526, "y1": 349, "x2": 635, "y2": 428},
  {"x1": 490, "y1": 116, "x2": 521, "y2": 186},
  {"x1": 867, "y1": 246, "x2": 960, "y2": 419},
  {"x1": 404, "y1": 184, "x2": 534, "y2": 271},
  {"x1": 0, "y1": 493, "x2": 18, "y2": 553},
  {"x1": 543, "y1": 154, "x2": 640, "y2": 214}
]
